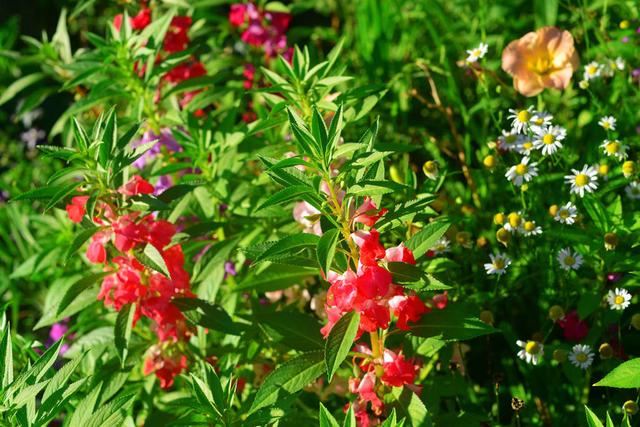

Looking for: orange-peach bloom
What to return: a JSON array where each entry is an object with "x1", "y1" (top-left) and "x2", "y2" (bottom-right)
[{"x1": 502, "y1": 26, "x2": 580, "y2": 97}]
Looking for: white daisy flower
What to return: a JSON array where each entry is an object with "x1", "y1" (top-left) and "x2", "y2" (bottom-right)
[
  {"x1": 607, "y1": 288, "x2": 632, "y2": 311},
  {"x1": 530, "y1": 111, "x2": 553, "y2": 133},
  {"x1": 516, "y1": 340, "x2": 544, "y2": 365},
  {"x1": 533, "y1": 125, "x2": 566, "y2": 155},
  {"x1": 626, "y1": 181, "x2": 640, "y2": 200},
  {"x1": 430, "y1": 237, "x2": 450, "y2": 255},
  {"x1": 554, "y1": 202, "x2": 578, "y2": 225},
  {"x1": 515, "y1": 136, "x2": 536, "y2": 156},
  {"x1": 583, "y1": 61, "x2": 602, "y2": 81},
  {"x1": 498, "y1": 130, "x2": 522, "y2": 152},
  {"x1": 506, "y1": 156, "x2": 538, "y2": 187},
  {"x1": 565, "y1": 165, "x2": 599, "y2": 197},
  {"x1": 484, "y1": 253, "x2": 511, "y2": 275},
  {"x1": 597, "y1": 116, "x2": 616, "y2": 131},
  {"x1": 522, "y1": 220, "x2": 542, "y2": 236},
  {"x1": 601, "y1": 139, "x2": 628, "y2": 161},
  {"x1": 508, "y1": 107, "x2": 534, "y2": 134},
  {"x1": 466, "y1": 42, "x2": 488, "y2": 63},
  {"x1": 557, "y1": 247, "x2": 583, "y2": 271},
  {"x1": 614, "y1": 57, "x2": 625, "y2": 71},
  {"x1": 569, "y1": 344, "x2": 594, "y2": 370}
]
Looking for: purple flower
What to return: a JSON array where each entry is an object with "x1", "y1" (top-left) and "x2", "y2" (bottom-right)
[
  {"x1": 47, "y1": 320, "x2": 73, "y2": 356},
  {"x1": 153, "y1": 175, "x2": 174, "y2": 195},
  {"x1": 607, "y1": 272, "x2": 623, "y2": 283},
  {"x1": 20, "y1": 128, "x2": 45, "y2": 149},
  {"x1": 622, "y1": 36, "x2": 629, "y2": 43},
  {"x1": 224, "y1": 261, "x2": 237, "y2": 278},
  {"x1": 132, "y1": 129, "x2": 181, "y2": 169}
]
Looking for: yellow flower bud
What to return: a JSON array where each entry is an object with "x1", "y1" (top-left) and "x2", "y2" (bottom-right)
[
  {"x1": 476, "y1": 236, "x2": 488, "y2": 248},
  {"x1": 631, "y1": 313, "x2": 640, "y2": 330},
  {"x1": 599, "y1": 343, "x2": 614, "y2": 359},
  {"x1": 422, "y1": 161, "x2": 439, "y2": 180},
  {"x1": 548, "y1": 205, "x2": 559, "y2": 217},
  {"x1": 493, "y1": 213, "x2": 505, "y2": 225},
  {"x1": 496, "y1": 227, "x2": 511, "y2": 246},
  {"x1": 620, "y1": 20, "x2": 630, "y2": 29},
  {"x1": 604, "y1": 232, "x2": 619, "y2": 251},
  {"x1": 483, "y1": 155, "x2": 496, "y2": 168},
  {"x1": 456, "y1": 231, "x2": 472, "y2": 248},
  {"x1": 552, "y1": 349, "x2": 568, "y2": 363},
  {"x1": 389, "y1": 165, "x2": 403, "y2": 184},
  {"x1": 548, "y1": 305, "x2": 565, "y2": 322},
  {"x1": 579, "y1": 80, "x2": 589, "y2": 89},
  {"x1": 622, "y1": 160, "x2": 636, "y2": 178},
  {"x1": 598, "y1": 164, "x2": 609, "y2": 176},
  {"x1": 508, "y1": 212, "x2": 521, "y2": 228},
  {"x1": 623, "y1": 400, "x2": 639, "y2": 415},
  {"x1": 479, "y1": 310, "x2": 494, "y2": 325}
]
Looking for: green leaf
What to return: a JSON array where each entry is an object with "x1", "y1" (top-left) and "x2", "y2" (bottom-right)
[
  {"x1": 237, "y1": 264, "x2": 317, "y2": 293},
  {"x1": 84, "y1": 392, "x2": 137, "y2": 427},
  {"x1": 42, "y1": 354, "x2": 84, "y2": 402},
  {"x1": 593, "y1": 358, "x2": 640, "y2": 388},
  {"x1": 136, "y1": 243, "x2": 171, "y2": 277},
  {"x1": 44, "y1": 182, "x2": 80, "y2": 212},
  {"x1": 317, "y1": 228, "x2": 340, "y2": 277},
  {"x1": 319, "y1": 403, "x2": 340, "y2": 427},
  {"x1": 249, "y1": 350, "x2": 325, "y2": 414},
  {"x1": 114, "y1": 303, "x2": 136, "y2": 368},
  {"x1": 347, "y1": 180, "x2": 407, "y2": 197},
  {"x1": 584, "y1": 405, "x2": 605, "y2": 427},
  {"x1": 0, "y1": 72, "x2": 46, "y2": 106},
  {"x1": 255, "y1": 185, "x2": 314, "y2": 212},
  {"x1": 64, "y1": 226, "x2": 99, "y2": 264},
  {"x1": 390, "y1": 386, "x2": 431, "y2": 427},
  {"x1": 411, "y1": 304, "x2": 497, "y2": 341},
  {"x1": 98, "y1": 107, "x2": 117, "y2": 167},
  {"x1": 173, "y1": 298, "x2": 244, "y2": 335},
  {"x1": 325, "y1": 311, "x2": 360, "y2": 382},
  {"x1": 254, "y1": 311, "x2": 324, "y2": 351},
  {"x1": 72, "y1": 117, "x2": 89, "y2": 152},
  {"x1": 11, "y1": 185, "x2": 67, "y2": 202},
  {"x1": 405, "y1": 221, "x2": 450, "y2": 258},
  {"x1": 57, "y1": 273, "x2": 107, "y2": 316},
  {"x1": 343, "y1": 404, "x2": 356, "y2": 427},
  {"x1": 387, "y1": 262, "x2": 424, "y2": 284},
  {"x1": 0, "y1": 322, "x2": 13, "y2": 388},
  {"x1": 253, "y1": 234, "x2": 320, "y2": 264},
  {"x1": 583, "y1": 197, "x2": 609, "y2": 232}
]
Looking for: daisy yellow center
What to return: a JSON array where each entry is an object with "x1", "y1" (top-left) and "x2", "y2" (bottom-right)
[
  {"x1": 508, "y1": 213, "x2": 521, "y2": 227},
  {"x1": 534, "y1": 118, "x2": 544, "y2": 125},
  {"x1": 435, "y1": 243, "x2": 446, "y2": 251},
  {"x1": 543, "y1": 134, "x2": 555, "y2": 145},
  {"x1": 517, "y1": 110, "x2": 531, "y2": 123},
  {"x1": 606, "y1": 142, "x2": 620, "y2": 154},
  {"x1": 515, "y1": 164, "x2": 527, "y2": 175},
  {"x1": 493, "y1": 259, "x2": 505, "y2": 270},
  {"x1": 575, "y1": 353, "x2": 588, "y2": 362},
  {"x1": 602, "y1": 122, "x2": 611, "y2": 129},
  {"x1": 505, "y1": 134, "x2": 517, "y2": 144},
  {"x1": 564, "y1": 255, "x2": 575, "y2": 266},
  {"x1": 524, "y1": 221, "x2": 535, "y2": 231},
  {"x1": 574, "y1": 174, "x2": 589, "y2": 187},
  {"x1": 587, "y1": 65, "x2": 598, "y2": 75},
  {"x1": 559, "y1": 209, "x2": 570, "y2": 219},
  {"x1": 525, "y1": 341, "x2": 540, "y2": 354},
  {"x1": 522, "y1": 141, "x2": 533, "y2": 150},
  {"x1": 472, "y1": 49, "x2": 481, "y2": 57},
  {"x1": 614, "y1": 295, "x2": 625, "y2": 305}
]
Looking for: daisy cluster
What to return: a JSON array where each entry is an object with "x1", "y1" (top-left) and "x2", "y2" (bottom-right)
[{"x1": 579, "y1": 57, "x2": 625, "y2": 87}]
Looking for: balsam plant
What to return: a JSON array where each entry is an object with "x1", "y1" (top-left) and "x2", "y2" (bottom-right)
[{"x1": 1, "y1": 1, "x2": 639, "y2": 426}]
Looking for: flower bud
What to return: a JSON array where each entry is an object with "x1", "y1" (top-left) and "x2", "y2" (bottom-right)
[
  {"x1": 423, "y1": 160, "x2": 439, "y2": 180},
  {"x1": 598, "y1": 343, "x2": 614, "y2": 359},
  {"x1": 476, "y1": 236, "x2": 488, "y2": 248},
  {"x1": 598, "y1": 164, "x2": 609, "y2": 177},
  {"x1": 631, "y1": 313, "x2": 640, "y2": 330},
  {"x1": 456, "y1": 231, "x2": 472, "y2": 248},
  {"x1": 479, "y1": 310, "x2": 494, "y2": 325},
  {"x1": 548, "y1": 305, "x2": 565, "y2": 321},
  {"x1": 548, "y1": 204, "x2": 559, "y2": 217},
  {"x1": 620, "y1": 20, "x2": 630, "y2": 29},
  {"x1": 483, "y1": 155, "x2": 497, "y2": 169},
  {"x1": 578, "y1": 80, "x2": 589, "y2": 89},
  {"x1": 507, "y1": 212, "x2": 521, "y2": 228},
  {"x1": 622, "y1": 160, "x2": 636, "y2": 178},
  {"x1": 552, "y1": 349, "x2": 568, "y2": 363},
  {"x1": 496, "y1": 227, "x2": 511, "y2": 246},
  {"x1": 389, "y1": 165, "x2": 403, "y2": 184},
  {"x1": 623, "y1": 400, "x2": 639, "y2": 415},
  {"x1": 604, "y1": 232, "x2": 619, "y2": 250},
  {"x1": 493, "y1": 213, "x2": 505, "y2": 225}
]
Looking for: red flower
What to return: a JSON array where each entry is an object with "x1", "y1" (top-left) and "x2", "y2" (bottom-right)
[
  {"x1": 355, "y1": 265, "x2": 392, "y2": 300},
  {"x1": 353, "y1": 197, "x2": 387, "y2": 227},
  {"x1": 163, "y1": 16, "x2": 192, "y2": 53},
  {"x1": 432, "y1": 292, "x2": 448, "y2": 310},
  {"x1": 267, "y1": 11, "x2": 291, "y2": 33},
  {"x1": 143, "y1": 346, "x2": 187, "y2": 389},
  {"x1": 229, "y1": 4, "x2": 247, "y2": 27},
  {"x1": 113, "y1": 7, "x2": 152, "y2": 31},
  {"x1": 86, "y1": 230, "x2": 110, "y2": 264},
  {"x1": 384, "y1": 243, "x2": 416, "y2": 265},
  {"x1": 65, "y1": 196, "x2": 89, "y2": 223},
  {"x1": 351, "y1": 230, "x2": 386, "y2": 266},
  {"x1": 389, "y1": 293, "x2": 429, "y2": 330},
  {"x1": 558, "y1": 310, "x2": 589, "y2": 341},
  {"x1": 118, "y1": 175, "x2": 155, "y2": 196},
  {"x1": 381, "y1": 350, "x2": 417, "y2": 387},
  {"x1": 349, "y1": 372, "x2": 382, "y2": 412}
]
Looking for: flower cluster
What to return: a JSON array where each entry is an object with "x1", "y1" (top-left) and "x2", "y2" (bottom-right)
[
  {"x1": 229, "y1": 3, "x2": 292, "y2": 59},
  {"x1": 65, "y1": 175, "x2": 194, "y2": 388}
]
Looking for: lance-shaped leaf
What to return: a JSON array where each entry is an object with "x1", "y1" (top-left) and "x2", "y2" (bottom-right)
[
  {"x1": 405, "y1": 221, "x2": 450, "y2": 258},
  {"x1": 249, "y1": 350, "x2": 326, "y2": 414},
  {"x1": 325, "y1": 311, "x2": 360, "y2": 382},
  {"x1": 115, "y1": 303, "x2": 136, "y2": 367},
  {"x1": 317, "y1": 228, "x2": 340, "y2": 277},
  {"x1": 411, "y1": 303, "x2": 497, "y2": 341},
  {"x1": 593, "y1": 358, "x2": 640, "y2": 388},
  {"x1": 252, "y1": 234, "x2": 319, "y2": 264}
]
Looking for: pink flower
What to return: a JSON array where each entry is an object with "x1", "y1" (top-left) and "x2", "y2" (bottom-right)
[
  {"x1": 432, "y1": 292, "x2": 448, "y2": 310},
  {"x1": 229, "y1": 4, "x2": 247, "y2": 27},
  {"x1": 384, "y1": 243, "x2": 416, "y2": 265},
  {"x1": 352, "y1": 197, "x2": 387, "y2": 227},
  {"x1": 381, "y1": 350, "x2": 418, "y2": 387},
  {"x1": 502, "y1": 26, "x2": 580, "y2": 97},
  {"x1": 118, "y1": 175, "x2": 155, "y2": 196},
  {"x1": 293, "y1": 201, "x2": 322, "y2": 235},
  {"x1": 389, "y1": 293, "x2": 429, "y2": 330},
  {"x1": 65, "y1": 196, "x2": 89, "y2": 223},
  {"x1": 351, "y1": 229, "x2": 386, "y2": 266}
]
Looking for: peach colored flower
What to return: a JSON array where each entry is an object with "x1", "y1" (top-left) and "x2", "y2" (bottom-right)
[{"x1": 502, "y1": 26, "x2": 580, "y2": 97}]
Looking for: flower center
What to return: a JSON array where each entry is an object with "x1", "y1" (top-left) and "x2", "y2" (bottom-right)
[
  {"x1": 532, "y1": 56, "x2": 552, "y2": 74},
  {"x1": 614, "y1": 295, "x2": 625, "y2": 305},
  {"x1": 525, "y1": 341, "x2": 540, "y2": 354},
  {"x1": 559, "y1": 210, "x2": 569, "y2": 219},
  {"x1": 524, "y1": 221, "x2": 535, "y2": 231},
  {"x1": 515, "y1": 164, "x2": 527, "y2": 175},
  {"x1": 517, "y1": 110, "x2": 531, "y2": 123},
  {"x1": 587, "y1": 65, "x2": 598, "y2": 75},
  {"x1": 576, "y1": 353, "x2": 588, "y2": 362},
  {"x1": 564, "y1": 255, "x2": 575, "y2": 265},
  {"x1": 606, "y1": 142, "x2": 620, "y2": 154},
  {"x1": 602, "y1": 122, "x2": 611, "y2": 129},
  {"x1": 575, "y1": 174, "x2": 589, "y2": 187},
  {"x1": 543, "y1": 134, "x2": 555, "y2": 145},
  {"x1": 522, "y1": 141, "x2": 533, "y2": 150},
  {"x1": 494, "y1": 259, "x2": 505, "y2": 269},
  {"x1": 505, "y1": 134, "x2": 517, "y2": 144}
]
